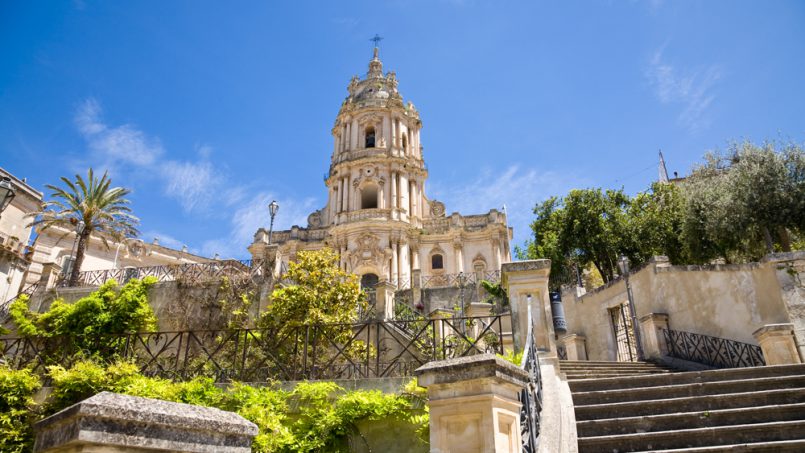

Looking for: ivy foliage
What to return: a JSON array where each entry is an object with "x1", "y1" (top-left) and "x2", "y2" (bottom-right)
[
  {"x1": 9, "y1": 277, "x2": 158, "y2": 338},
  {"x1": 1, "y1": 360, "x2": 427, "y2": 453},
  {"x1": 0, "y1": 367, "x2": 41, "y2": 453}
]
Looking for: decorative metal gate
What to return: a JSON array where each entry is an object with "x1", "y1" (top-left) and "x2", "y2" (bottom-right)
[{"x1": 609, "y1": 302, "x2": 638, "y2": 362}]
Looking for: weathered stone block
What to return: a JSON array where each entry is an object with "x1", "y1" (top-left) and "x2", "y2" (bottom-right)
[{"x1": 34, "y1": 392, "x2": 257, "y2": 453}]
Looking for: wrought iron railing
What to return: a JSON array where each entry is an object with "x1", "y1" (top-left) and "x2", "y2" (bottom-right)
[
  {"x1": 421, "y1": 271, "x2": 500, "y2": 288},
  {"x1": 0, "y1": 315, "x2": 512, "y2": 382},
  {"x1": 0, "y1": 281, "x2": 42, "y2": 325},
  {"x1": 519, "y1": 309, "x2": 543, "y2": 452},
  {"x1": 661, "y1": 328, "x2": 765, "y2": 368},
  {"x1": 56, "y1": 259, "x2": 272, "y2": 288}
]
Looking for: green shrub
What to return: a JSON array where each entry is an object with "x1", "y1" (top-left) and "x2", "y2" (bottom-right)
[
  {"x1": 10, "y1": 277, "x2": 158, "y2": 340},
  {"x1": 5, "y1": 359, "x2": 428, "y2": 453},
  {"x1": 0, "y1": 366, "x2": 41, "y2": 453}
]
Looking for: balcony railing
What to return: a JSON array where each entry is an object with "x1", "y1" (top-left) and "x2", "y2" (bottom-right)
[{"x1": 57, "y1": 259, "x2": 272, "y2": 288}]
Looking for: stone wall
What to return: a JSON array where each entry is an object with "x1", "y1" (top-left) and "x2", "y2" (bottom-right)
[
  {"x1": 560, "y1": 254, "x2": 805, "y2": 362},
  {"x1": 28, "y1": 279, "x2": 263, "y2": 331}
]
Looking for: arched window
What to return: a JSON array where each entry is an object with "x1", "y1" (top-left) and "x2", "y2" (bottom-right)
[
  {"x1": 431, "y1": 254, "x2": 444, "y2": 270},
  {"x1": 361, "y1": 273, "x2": 379, "y2": 289},
  {"x1": 365, "y1": 126, "x2": 376, "y2": 148},
  {"x1": 361, "y1": 184, "x2": 379, "y2": 209}
]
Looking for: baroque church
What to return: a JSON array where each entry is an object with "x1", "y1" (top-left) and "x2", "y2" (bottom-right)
[{"x1": 249, "y1": 47, "x2": 511, "y2": 289}]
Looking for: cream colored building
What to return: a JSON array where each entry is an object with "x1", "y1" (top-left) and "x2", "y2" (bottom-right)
[
  {"x1": 0, "y1": 168, "x2": 42, "y2": 302},
  {"x1": 23, "y1": 229, "x2": 212, "y2": 287},
  {"x1": 249, "y1": 48, "x2": 511, "y2": 288}
]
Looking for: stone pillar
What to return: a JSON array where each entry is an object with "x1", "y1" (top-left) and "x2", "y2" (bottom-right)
[
  {"x1": 501, "y1": 260, "x2": 553, "y2": 355},
  {"x1": 391, "y1": 240, "x2": 399, "y2": 285},
  {"x1": 466, "y1": 302, "x2": 493, "y2": 340},
  {"x1": 391, "y1": 172, "x2": 398, "y2": 209},
  {"x1": 375, "y1": 281, "x2": 397, "y2": 320},
  {"x1": 33, "y1": 392, "x2": 256, "y2": 453},
  {"x1": 764, "y1": 252, "x2": 805, "y2": 361},
  {"x1": 492, "y1": 240, "x2": 501, "y2": 271},
  {"x1": 753, "y1": 323, "x2": 803, "y2": 365},
  {"x1": 639, "y1": 313, "x2": 670, "y2": 360},
  {"x1": 399, "y1": 241, "x2": 410, "y2": 287},
  {"x1": 399, "y1": 173, "x2": 409, "y2": 219},
  {"x1": 429, "y1": 308, "x2": 453, "y2": 345},
  {"x1": 415, "y1": 355, "x2": 527, "y2": 453},
  {"x1": 559, "y1": 334, "x2": 587, "y2": 361},
  {"x1": 38, "y1": 262, "x2": 62, "y2": 289},
  {"x1": 339, "y1": 178, "x2": 345, "y2": 212},
  {"x1": 351, "y1": 119, "x2": 358, "y2": 149},
  {"x1": 454, "y1": 243, "x2": 464, "y2": 274}
]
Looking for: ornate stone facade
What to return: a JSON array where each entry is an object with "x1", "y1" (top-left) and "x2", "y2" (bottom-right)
[{"x1": 249, "y1": 48, "x2": 511, "y2": 287}]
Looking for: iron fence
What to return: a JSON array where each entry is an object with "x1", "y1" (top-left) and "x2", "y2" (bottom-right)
[
  {"x1": 0, "y1": 281, "x2": 42, "y2": 324},
  {"x1": 661, "y1": 328, "x2": 765, "y2": 368},
  {"x1": 57, "y1": 259, "x2": 272, "y2": 288},
  {"x1": 0, "y1": 315, "x2": 512, "y2": 382}
]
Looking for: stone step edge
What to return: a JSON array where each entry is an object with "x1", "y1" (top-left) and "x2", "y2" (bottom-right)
[
  {"x1": 576, "y1": 402, "x2": 805, "y2": 433},
  {"x1": 628, "y1": 438, "x2": 805, "y2": 452},
  {"x1": 573, "y1": 387, "x2": 805, "y2": 414},
  {"x1": 567, "y1": 364, "x2": 805, "y2": 390},
  {"x1": 572, "y1": 374, "x2": 805, "y2": 402},
  {"x1": 578, "y1": 419, "x2": 805, "y2": 446}
]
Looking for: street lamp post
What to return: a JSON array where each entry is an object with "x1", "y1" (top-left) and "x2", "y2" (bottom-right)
[
  {"x1": 268, "y1": 200, "x2": 279, "y2": 244},
  {"x1": 618, "y1": 255, "x2": 644, "y2": 361},
  {"x1": 0, "y1": 177, "x2": 16, "y2": 219}
]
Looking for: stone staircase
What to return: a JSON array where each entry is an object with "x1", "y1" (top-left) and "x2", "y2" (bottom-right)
[{"x1": 562, "y1": 361, "x2": 805, "y2": 452}]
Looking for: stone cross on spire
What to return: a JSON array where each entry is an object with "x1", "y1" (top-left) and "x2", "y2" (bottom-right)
[{"x1": 370, "y1": 34, "x2": 383, "y2": 48}]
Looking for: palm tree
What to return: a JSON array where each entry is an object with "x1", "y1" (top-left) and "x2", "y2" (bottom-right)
[{"x1": 29, "y1": 169, "x2": 139, "y2": 286}]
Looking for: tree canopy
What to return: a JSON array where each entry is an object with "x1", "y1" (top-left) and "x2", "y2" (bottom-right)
[
  {"x1": 520, "y1": 141, "x2": 804, "y2": 289},
  {"x1": 28, "y1": 169, "x2": 139, "y2": 286}
]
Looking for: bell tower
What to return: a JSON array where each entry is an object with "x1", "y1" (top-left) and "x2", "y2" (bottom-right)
[{"x1": 323, "y1": 46, "x2": 428, "y2": 228}]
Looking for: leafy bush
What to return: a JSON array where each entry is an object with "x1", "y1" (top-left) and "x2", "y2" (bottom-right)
[
  {"x1": 0, "y1": 360, "x2": 428, "y2": 453},
  {"x1": 10, "y1": 277, "x2": 158, "y2": 339},
  {"x1": 0, "y1": 366, "x2": 41, "y2": 453}
]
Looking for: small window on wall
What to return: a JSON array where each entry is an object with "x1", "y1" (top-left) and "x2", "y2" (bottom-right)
[
  {"x1": 431, "y1": 254, "x2": 443, "y2": 270},
  {"x1": 365, "y1": 126, "x2": 376, "y2": 148},
  {"x1": 401, "y1": 134, "x2": 408, "y2": 154}
]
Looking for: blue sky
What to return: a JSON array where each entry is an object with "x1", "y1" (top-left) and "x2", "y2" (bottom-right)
[{"x1": 2, "y1": 1, "x2": 804, "y2": 259}]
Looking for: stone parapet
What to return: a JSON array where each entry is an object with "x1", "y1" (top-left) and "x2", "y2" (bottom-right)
[
  {"x1": 415, "y1": 355, "x2": 527, "y2": 453},
  {"x1": 34, "y1": 392, "x2": 257, "y2": 453},
  {"x1": 753, "y1": 323, "x2": 803, "y2": 365}
]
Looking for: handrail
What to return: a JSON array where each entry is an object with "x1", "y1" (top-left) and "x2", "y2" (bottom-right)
[
  {"x1": 661, "y1": 328, "x2": 765, "y2": 368},
  {"x1": 519, "y1": 305, "x2": 543, "y2": 453}
]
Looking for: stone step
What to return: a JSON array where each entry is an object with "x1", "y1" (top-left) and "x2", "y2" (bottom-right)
[
  {"x1": 574, "y1": 387, "x2": 805, "y2": 421},
  {"x1": 571, "y1": 375, "x2": 805, "y2": 405},
  {"x1": 564, "y1": 370, "x2": 670, "y2": 379},
  {"x1": 568, "y1": 364, "x2": 805, "y2": 392},
  {"x1": 562, "y1": 366, "x2": 671, "y2": 372},
  {"x1": 576, "y1": 402, "x2": 805, "y2": 437},
  {"x1": 578, "y1": 420, "x2": 805, "y2": 452},
  {"x1": 637, "y1": 439, "x2": 805, "y2": 452}
]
